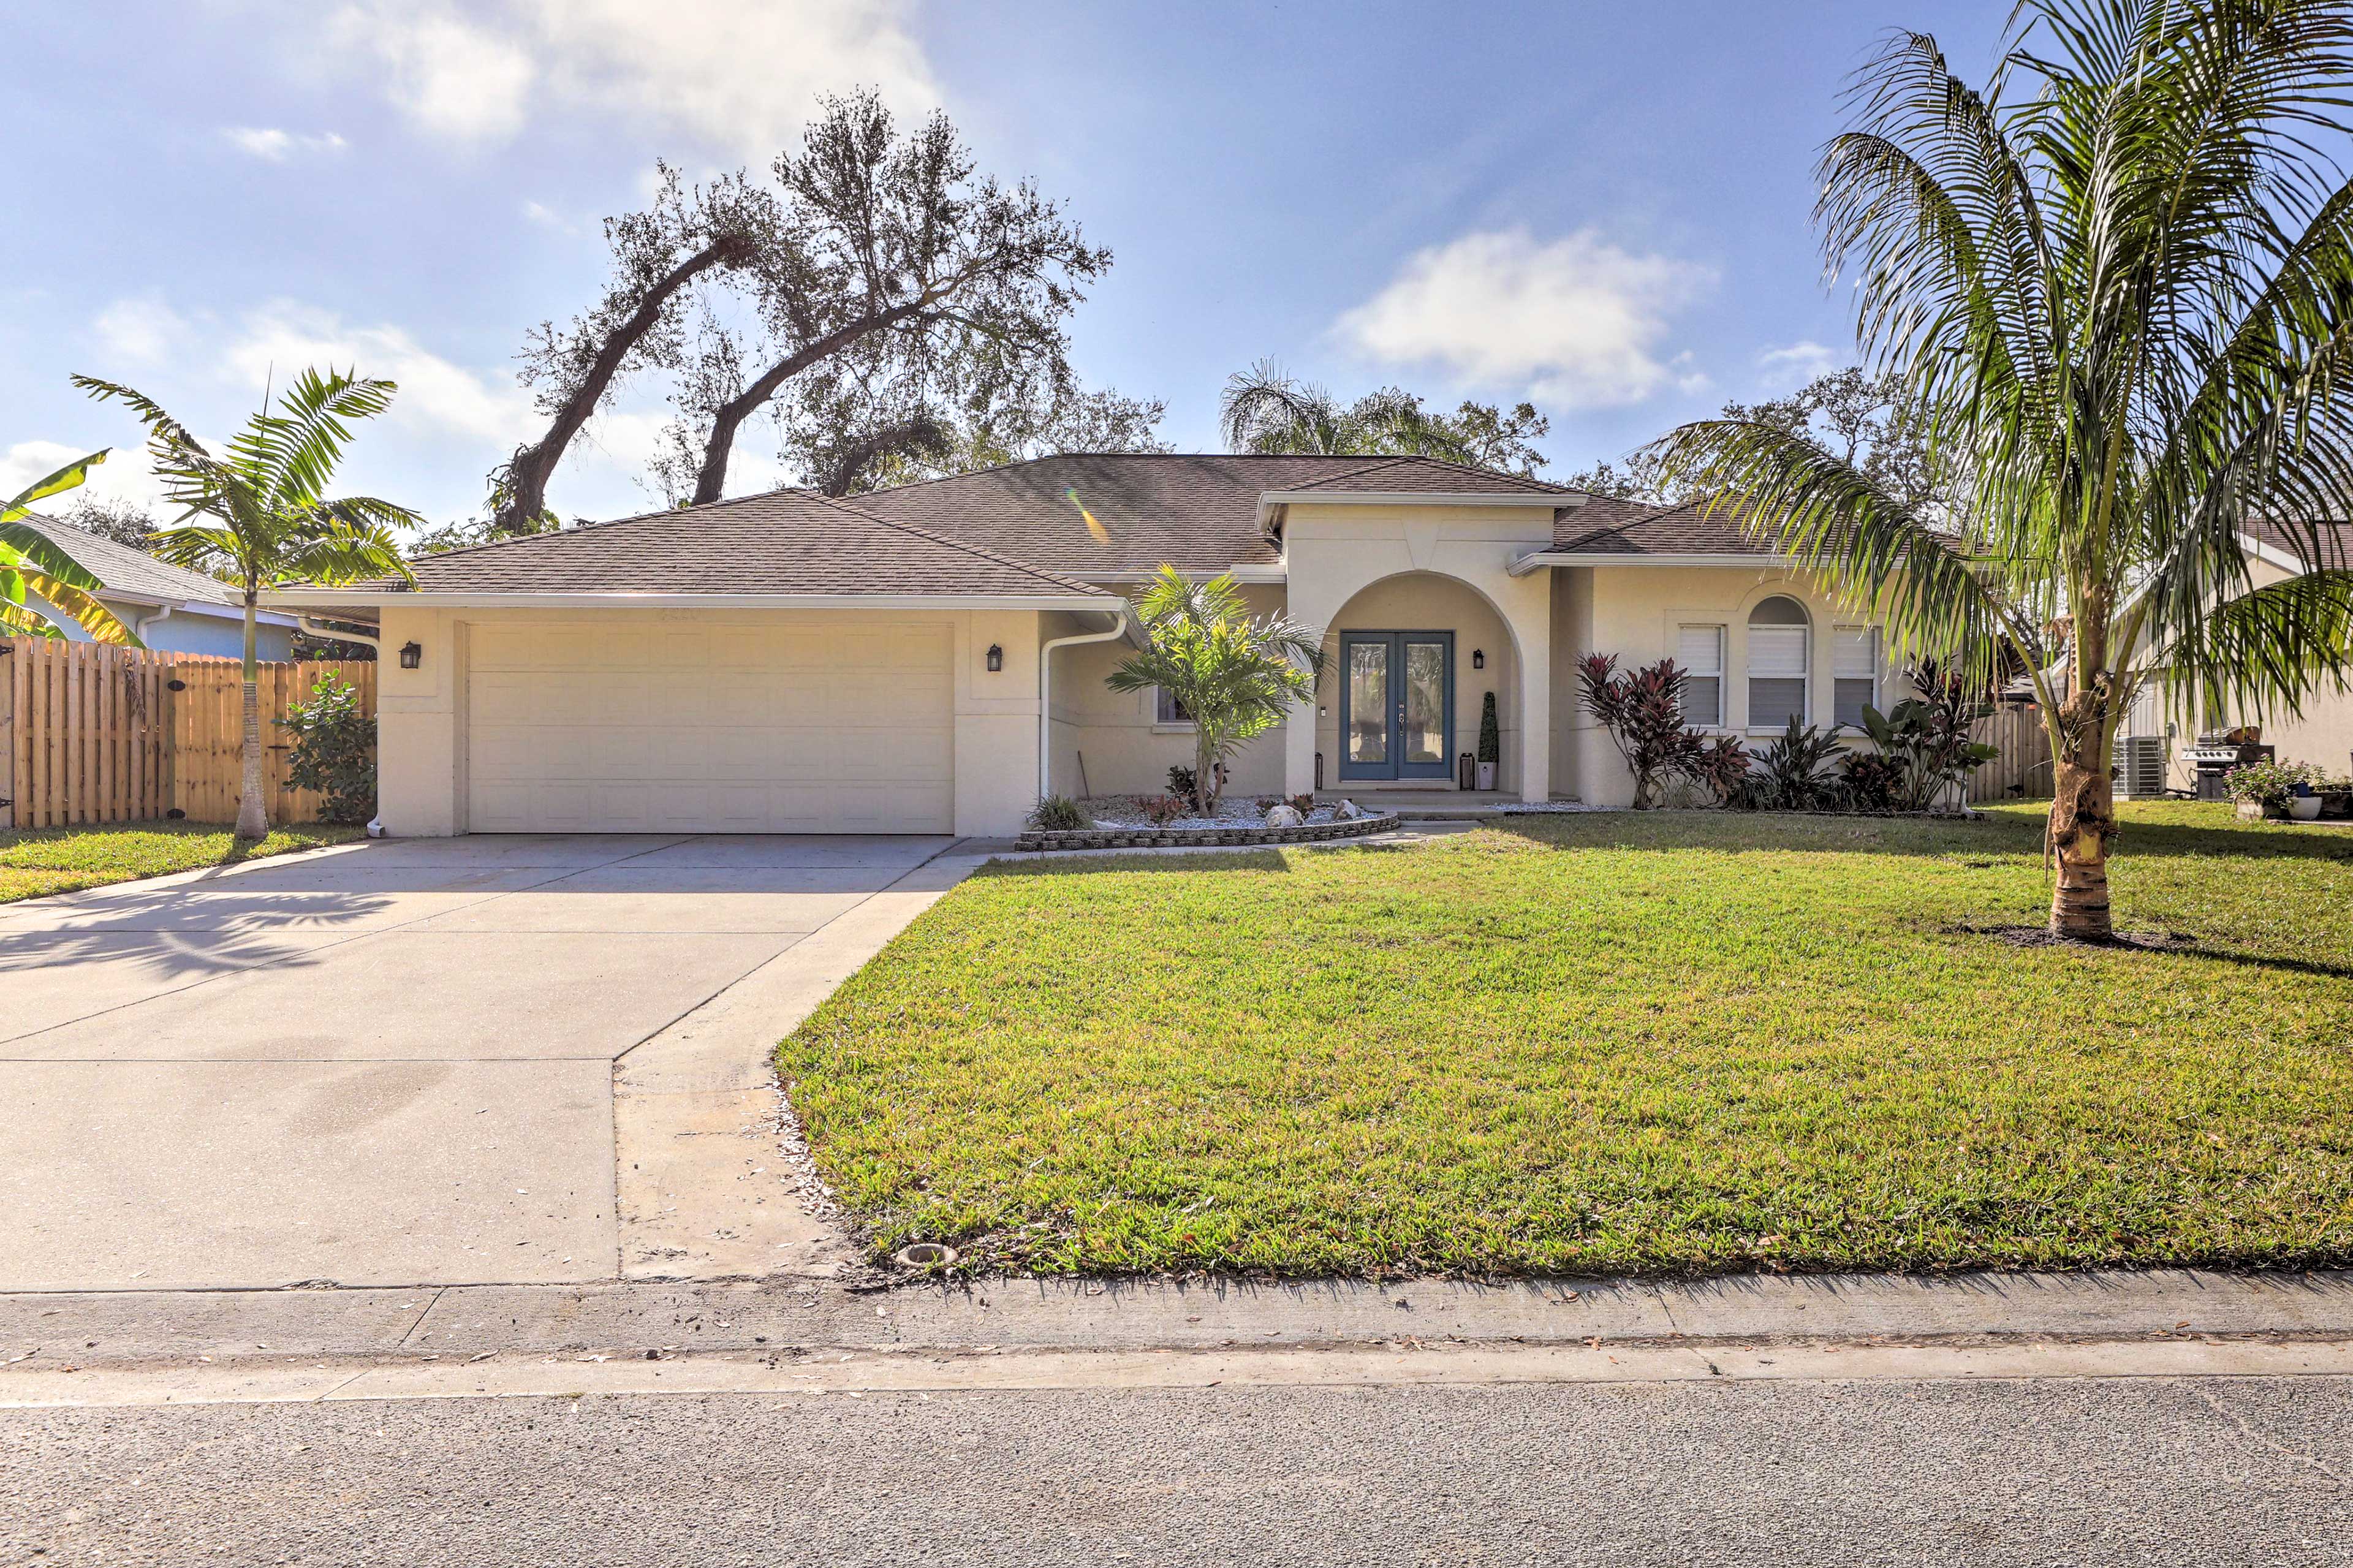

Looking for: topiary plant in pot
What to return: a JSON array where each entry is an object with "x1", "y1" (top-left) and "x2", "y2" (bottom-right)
[{"x1": 1477, "y1": 692, "x2": 1500, "y2": 790}]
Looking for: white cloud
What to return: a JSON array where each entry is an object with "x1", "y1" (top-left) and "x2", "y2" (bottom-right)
[
  {"x1": 222, "y1": 301, "x2": 539, "y2": 447},
  {"x1": 326, "y1": 0, "x2": 936, "y2": 157},
  {"x1": 1336, "y1": 229, "x2": 1716, "y2": 409},
  {"x1": 223, "y1": 127, "x2": 349, "y2": 161},
  {"x1": 1757, "y1": 339, "x2": 1838, "y2": 390},
  {"x1": 93, "y1": 295, "x2": 193, "y2": 364}
]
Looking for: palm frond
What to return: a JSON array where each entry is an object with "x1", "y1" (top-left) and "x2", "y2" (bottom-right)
[{"x1": 17, "y1": 571, "x2": 138, "y2": 646}]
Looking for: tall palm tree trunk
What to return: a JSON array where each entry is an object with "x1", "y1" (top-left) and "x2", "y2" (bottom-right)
[
  {"x1": 235, "y1": 589, "x2": 267, "y2": 839},
  {"x1": 2046, "y1": 691, "x2": 2113, "y2": 941}
]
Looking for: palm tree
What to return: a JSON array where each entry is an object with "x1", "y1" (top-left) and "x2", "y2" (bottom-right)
[
  {"x1": 75, "y1": 369, "x2": 420, "y2": 839},
  {"x1": 1107, "y1": 567, "x2": 1323, "y2": 814},
  {"x1": 1657, "y1": 0, "x2": 2353, "y2": 941},
  {"x1": 1220, "y1": 360, "x2": 1550, "y2": 475},
  {"x1": 1, "y1": 449, "x2": 137, "y2": 643}
]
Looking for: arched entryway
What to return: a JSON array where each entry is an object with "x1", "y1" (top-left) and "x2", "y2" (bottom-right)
[{"x1": 1310, "y1": 572, "x2": 1524, "y2": 794}]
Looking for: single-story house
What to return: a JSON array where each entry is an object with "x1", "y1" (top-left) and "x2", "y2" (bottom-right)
[
  {"x1": 18, "y1": 514, "x2": 299, "y2": 659},
  {"x1": 2132, "y1": 518, "x2": 2353, "y2": 789},
  {"x1": 267, "y1": 454, "x2": 1908, "y2": 836}
]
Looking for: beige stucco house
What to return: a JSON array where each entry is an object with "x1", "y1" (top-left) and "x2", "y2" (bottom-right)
[{"x1": 268, "y1": 454, "x2": 1906, "y2": 836}]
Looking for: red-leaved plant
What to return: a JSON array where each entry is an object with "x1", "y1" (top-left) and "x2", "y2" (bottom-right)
[{"x1": 1576, "y1": 654, "x2": 1747, "y2": 808}]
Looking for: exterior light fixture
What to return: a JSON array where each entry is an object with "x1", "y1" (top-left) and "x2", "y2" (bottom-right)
[
  {"x1": 398, "y1": 641, "x2": 423, "y2": 670},
  {"x1": 986, "y1": 643, "x2": 1003, "y2": 672},
  {"x1": 1471, "y1": 648, "x2": 1485, "y2": 670}
]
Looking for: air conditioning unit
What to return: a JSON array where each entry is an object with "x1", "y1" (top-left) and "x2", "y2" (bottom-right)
[{"x1": 2120, "y1": 733, "x2": 2169, "y2": 798}]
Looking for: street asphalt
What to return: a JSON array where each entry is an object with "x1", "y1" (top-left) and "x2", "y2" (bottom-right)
[{"x1": 6, "y1": 1374, "x2": 2347, "y2": 1564}]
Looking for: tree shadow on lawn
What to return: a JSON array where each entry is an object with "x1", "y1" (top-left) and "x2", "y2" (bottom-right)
[
  {"x1": 1481, "y1": 809, "x2": 2353, "y2": 866},
  {"x1": 981, "y1": 848, "x2": 1297, "y2": 879}
]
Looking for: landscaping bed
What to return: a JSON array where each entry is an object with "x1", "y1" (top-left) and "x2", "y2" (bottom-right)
[
  {"x1": 0, "y1": 821, "x2": 362, "y2": 903},
  {"x1": 781, "y1": 802, "x2": 2353, "y2": 1278},
  {"x1": 1017, "y1": 810, "x2": 1400, "y2": 852}
]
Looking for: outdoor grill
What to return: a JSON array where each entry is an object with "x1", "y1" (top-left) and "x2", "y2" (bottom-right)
[{"x1": 2184, "y1": 730, "x2": 2271, "y2": 800}]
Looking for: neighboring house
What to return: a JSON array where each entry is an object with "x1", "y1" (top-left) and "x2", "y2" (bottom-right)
[
  {"x1": 16, "y1": 515, "x2": 298, "y2": 659},
  {"x1": 2132, "y1": 518, "x2": 2353, "y2": 789},
  {"x1": 266, "y1": 454, "x2": 1906, "y2": 836}
]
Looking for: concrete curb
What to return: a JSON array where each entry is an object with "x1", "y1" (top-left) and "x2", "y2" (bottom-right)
[{"x1": 8, "y1": 1268, "x2": 2349, "y2": 1366}]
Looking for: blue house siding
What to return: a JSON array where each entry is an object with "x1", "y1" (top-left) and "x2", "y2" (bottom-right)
[{"x1": 31, "y1": 592, "x2": 297, "y2": 660}]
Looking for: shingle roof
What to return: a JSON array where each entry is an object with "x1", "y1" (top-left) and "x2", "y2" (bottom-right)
[
  {"x1": 1551, "y1": 495, "x2": 1777, "y2": 555},
  {"x1": 2243, "y1": 517, "x2": 2352, "y2": 571},
  {"x1": 13, "y1": 514, "x2": 245, "y2": 607},
  {"x1": 380, "y1": 488, "x2": 1107, "y2": 597},
  {"x1": 844, "y1": 453, "x2": 1565, "y2": 574}
]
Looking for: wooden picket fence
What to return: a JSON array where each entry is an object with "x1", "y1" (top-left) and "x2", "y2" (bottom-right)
[
  {"x1": 0, "y1": 638, "x2": 377, "y2": 830},
  {"x1": 1968, "y1": 701, "x2": 2055, "y2": 804}
]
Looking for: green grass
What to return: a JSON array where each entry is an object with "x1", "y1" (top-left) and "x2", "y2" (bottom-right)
[
  {"x1": 779, "y1": 802, "x2": 2353, "y2": 1278},
  {"x1": 0, "y1": 820, "x2": 363, "y2": 903}
]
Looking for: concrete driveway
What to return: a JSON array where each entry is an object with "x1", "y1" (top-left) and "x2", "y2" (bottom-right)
[{"x1": 0, "y1": 834, "x2": 964, "y2": 1292}]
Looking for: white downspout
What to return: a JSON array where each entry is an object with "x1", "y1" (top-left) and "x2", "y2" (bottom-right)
[
  {"x1": 295, "y1": 615, "x2": 388, "y2": 835},
  {"x1": 296, "y1": 613, "x2": 381, "y2": 653},
  {"x1": 1037, "y1": 607, "x2": 1129, "y2": 803}
]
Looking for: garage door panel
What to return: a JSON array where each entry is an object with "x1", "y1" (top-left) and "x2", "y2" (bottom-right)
[{"x1": 466, "y1": 619, "x2": 957, "y2": 833}]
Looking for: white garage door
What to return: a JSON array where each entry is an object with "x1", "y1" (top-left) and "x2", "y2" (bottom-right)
[{"x1": 466, "y1": 619, "x2": 955, "y2": 833}]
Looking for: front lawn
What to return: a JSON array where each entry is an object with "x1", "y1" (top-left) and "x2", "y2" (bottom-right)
[
  {"x1": 0, "y1": 821, "x2": 362, "y2": 904},
  {"x1": 779, "y1": 803, "x2": 2353, "y2": 1278}
]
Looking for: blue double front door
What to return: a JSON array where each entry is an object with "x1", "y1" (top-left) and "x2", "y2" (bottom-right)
[{"x1": 1338, "y1": 631, "x2": 1455, "y2": 781}]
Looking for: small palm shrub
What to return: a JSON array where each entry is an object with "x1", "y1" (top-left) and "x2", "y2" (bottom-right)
[
  {"x1": 1026, "y1": 795, "x2": 1087, "y2": 831},
  {"x1": 279, "y1": 673, "x2": 376, "y2": 825}
]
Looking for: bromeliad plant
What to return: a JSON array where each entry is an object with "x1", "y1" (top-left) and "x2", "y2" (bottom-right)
[
  {"x1": 1, "y1": 449, "x2": 136, "y2": 643},
  {"x1": 1107, "y1": 566, "x2": 1322, "y2": 814},
  {"x1": 76, "y1": 369, "x2": 420, "y2": 838},
  {"x1": 1656, "y1": 1, "x2": 2353, "y2": 938}
]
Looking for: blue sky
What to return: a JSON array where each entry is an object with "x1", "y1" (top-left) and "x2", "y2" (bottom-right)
[{"x1": 7, "y1": 0, "x2": 2005, "y2": 532}]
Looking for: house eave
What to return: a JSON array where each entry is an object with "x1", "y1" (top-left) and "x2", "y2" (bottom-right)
[
  {"x1": 1257, "y1": 489, "x2": 1576, "y2": 531},
  {"x1": 1069, "y1": 566, "x2": 1286, "y2": 586},
  {"x1": 258, "y1": 589, "x2": 1125, "y2": 612},
  {"x1": 1508, "y1": 550, "x2": 1797, "y2": 576}
]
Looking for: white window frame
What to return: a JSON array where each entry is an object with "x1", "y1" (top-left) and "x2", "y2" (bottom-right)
[
  {"x1": 1676, "y1": 623, "x2": 1726, "y2": 730},
  {"x1": 1745, "y1": 597, "x2": 1813, "y2": 733},
  {"x1": 1832, "y1": 625, "x2": 1880, "y2": 729}
]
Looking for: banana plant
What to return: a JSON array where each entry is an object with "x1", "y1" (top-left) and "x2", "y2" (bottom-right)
[{"x1": 0, "y1": 449, "x2": 137, "y2": 643}]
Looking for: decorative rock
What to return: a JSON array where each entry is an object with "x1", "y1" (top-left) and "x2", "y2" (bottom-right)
[
  {"x1": 1264, "y1": 804, "x2": 1305, "y2": 828},
  {"x1": 1335, "y1": 798, "x2": 1365, "y2": 820}
]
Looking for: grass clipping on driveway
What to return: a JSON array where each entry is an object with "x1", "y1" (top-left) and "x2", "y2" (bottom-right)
[
  {"x1": 0, "y1": 821, "x2": 359, "y2": 903},
  {"x1": 780, "y1": 805, "x2": 2353, "y2": 1278}
]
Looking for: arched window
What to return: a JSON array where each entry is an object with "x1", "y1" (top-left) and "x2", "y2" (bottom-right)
[{"x1": 1747, "y1": 595, "x2": 1810, "y2": 730}]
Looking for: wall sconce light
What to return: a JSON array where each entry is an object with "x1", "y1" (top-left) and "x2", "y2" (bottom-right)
[
  {"x1": 1471, "y1": 648, "x2": 1485, "y2": 670},
  {"x1": 398, "y1": 641, "x2": 423, "y2": 670},
  {"x1": 986, "y1": 643, "x2": 1004, "y2": 673}
]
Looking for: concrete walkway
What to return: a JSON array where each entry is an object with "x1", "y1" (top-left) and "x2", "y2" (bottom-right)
[{"x1": 0, "y1": 834, "x2": 975, "y2": 1293}]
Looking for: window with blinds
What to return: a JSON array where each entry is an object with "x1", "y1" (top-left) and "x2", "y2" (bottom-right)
[
  {"x1": 1677, "y1": 624, "x2": 1724, "y2": 727},
  {"x1": 1833, "y1": 626, "x2": 1879, "y2": 727},
  {"x1": 1746, "y1": 596, "x2": 1810, "y2": 730}
]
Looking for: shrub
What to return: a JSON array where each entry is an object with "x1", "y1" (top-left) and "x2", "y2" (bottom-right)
[
  {"x1": 1477, "y1": 691, "x2": 1501, "y2": 767},
  {"x1": 1686, "y1": 735, "x2": 1754, "y2": 806},
  {"x1": 1747, "y1": 718, "x2": 1846, "y2": 811},
  {"x1": 1576, "y1": 654, "x2": 1716, "y2": 809},
  {"x1": 1288, "y1": 792, "x2": 1316, "y2": 816},
  {"x1": 278, "y1": 673, "x2": 375, "y2": 825},
  {"x1": 1838, "y1": 751, "x2": 1908, "y2": 812},
  {"x1": 2225, "y1": 759, "x2": 2322, "y2": 809},
  {"x1": 1139, "y1": 793, "x2": 1189, "y2": 826},
  {"x1": 1167, "y1": 764, "x2": 1198, "y2": 801},
  {"x1": 1026, "y1": 795, "x2": 1088, "y2": 831},
  {"x1": 1853, "y1": 665, "x2": 2000, "y2": 811}
]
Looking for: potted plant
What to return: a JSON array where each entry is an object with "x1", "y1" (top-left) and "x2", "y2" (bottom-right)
[
  {"x1": 2224, "y1": 759, "x2": 2315, "y2": 820},
  {"x1": 2289, "y1": 778, "x2": 2325, "y2": 821},
  {"x1": 1477, "y1": 692, "x2": 1500, "y2": 791}
]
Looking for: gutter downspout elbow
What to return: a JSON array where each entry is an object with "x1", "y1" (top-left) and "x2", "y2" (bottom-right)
[
  {"x1": 132, "y1": 604, "x2": 173, "y2": 643},
  {"x1": 296, "y1": 613, "x2": 382, "y2": 653},
  {"x1": 1037, "y1": 607, "x2": 1129, "y2": 804}
]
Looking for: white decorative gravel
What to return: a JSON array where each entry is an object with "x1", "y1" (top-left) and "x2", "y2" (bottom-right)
[{"x1": 1080, "y1": 796, "x2": 1353, "y2": 830}]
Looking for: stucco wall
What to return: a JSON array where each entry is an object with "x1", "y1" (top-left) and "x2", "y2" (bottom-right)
[
  {"x1": 1567, "y1": 564, "x2": 1896, "y2": 808},
  {"x1": 1045, "y1": 587, "x2": 1288, "y2": 801},
  {"x1": 373, "y1": 605, "x2": 1045, "y2": 837}
]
